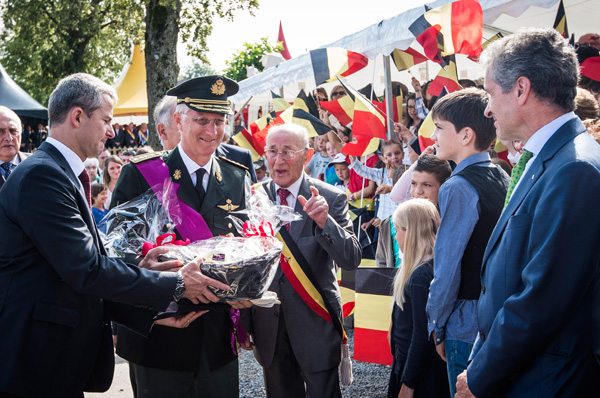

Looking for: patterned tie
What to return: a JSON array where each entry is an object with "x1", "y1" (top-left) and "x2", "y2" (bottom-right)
[
  {"x1": 504, "y1": 150, "x2": 533, "y2": 208},
  {"x1": 78, "y1": 170, "x2": 92, "y2": 209},
  {"x1": 1, "y1": 162, "x2": 12, "y2": 180},
  {"x1": 277, "y1": 188, "x2": 291, "y2": 230},
  {"x1": 195, "y1": 168, "x2": 206, "y2": 203}
]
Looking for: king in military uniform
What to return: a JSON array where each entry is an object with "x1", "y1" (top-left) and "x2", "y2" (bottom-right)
[{"x1": 110, "y1": 76, "x2": 250, "y2": 398}]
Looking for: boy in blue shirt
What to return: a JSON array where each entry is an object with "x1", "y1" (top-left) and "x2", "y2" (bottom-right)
[{"x1": 426, "y1": 88, "x2": 509, "y2": 397}]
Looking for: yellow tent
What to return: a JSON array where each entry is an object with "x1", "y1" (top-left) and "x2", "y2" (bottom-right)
[{"x1": 113, "y1": 45, "x2": 148, "y2": 116}]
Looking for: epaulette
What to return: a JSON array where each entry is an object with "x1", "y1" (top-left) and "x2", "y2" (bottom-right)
[
  {"x1": 218, "y1": 155, "x2": 249, "y2": 171},
  {"x1": 130, "y1": 151, "x2": 162, "y2": 164}
]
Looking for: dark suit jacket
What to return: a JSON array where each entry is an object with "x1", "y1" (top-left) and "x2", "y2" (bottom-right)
[
  {"x1": 0, "y1": 142, "x2": 177, "y2": 397},
  {"x1": 246, "y1": 175, "x2": 362, "y2": 373},
  {"x1": 0, "y1": 151, "x2": 30, "y2": 191},
  {"x1": 106, "y1": 129, "x2": 126, "y2": 148},
  {"x1": 468, "y1": 117, "x2": 600, "y2": 397},
  {"x1": 110, "y1": 148, "x2": 250, "y2": 372},
  {"x1": 217, "y1": 143, "x2": 257, "y2": 182},
  {"x1": 122, "y1": 128, "x2": 139, "y2": 148}
]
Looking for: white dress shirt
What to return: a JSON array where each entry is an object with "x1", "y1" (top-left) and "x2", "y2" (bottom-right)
[
  {"x1": 178, "y1": 143, "x2": 212, "y2": 190},
  {"x1": 273, "y1": 174, "x2": 305, "y2": 210}
]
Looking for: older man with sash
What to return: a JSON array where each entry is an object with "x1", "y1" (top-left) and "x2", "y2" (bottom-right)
[
  {"x1": 110, "y1": 75, "x2": 251, "y2": 398},
  {"x1": 243, "y1": 124, "x2": 362, "y2": 398}
]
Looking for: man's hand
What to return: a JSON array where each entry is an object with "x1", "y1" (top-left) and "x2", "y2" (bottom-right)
[
  {"x1": 298, "y1": 186, "x2": 329, "y2": 229},
  {"x1": 456, "y1": 370, "x2": 476, "y2": 398},
  {"x1": 154, "y1": 310, "x2": 208, "y2": 328},
  {"x1": 228, "y1": 300, "x2": 253, "y2": 310},
  {"x1": 179, "y1": 258, "x2": 231, "y2": 304},
  {"x1": 361, "y1": 218, "x2": 374, "y2": 231},
  {"x1": 238, "y1": 335, "x2": 254, "y2": 351},
  {"x1": 139, "y1": 246, "x2": 183, "y2": 272}
]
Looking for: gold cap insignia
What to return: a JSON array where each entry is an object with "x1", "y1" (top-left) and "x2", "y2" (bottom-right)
[
  {"x1": 216, "y1": 171, "x2": 223, "y2": 182},
  {"x1": 210, "y1": 79, "x2": 226, "y2": 96},
  {"x1": 217, "y1": 199, "x2": 240, "y2": 212},
  {"x1": 173, "y1": 169, "x2": 182, "y2": 180}
]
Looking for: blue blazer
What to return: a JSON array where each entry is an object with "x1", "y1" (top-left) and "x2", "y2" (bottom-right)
[
  {"x1": 0, "y1": 143, "x2": 177, "y2": 396},
  {"x1": 467, "y1": 117, "x2": 600, "y2": 397}
]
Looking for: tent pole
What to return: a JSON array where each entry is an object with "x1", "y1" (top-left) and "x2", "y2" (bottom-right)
[
  {"x1": 383, "y1": 55, "x2": 394, "y2": 141},
  {"x1": 232, "y1": 96, "x2": 253, "y2": 123}
]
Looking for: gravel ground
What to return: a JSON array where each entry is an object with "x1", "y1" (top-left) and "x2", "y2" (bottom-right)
[{"x1": 239, "y1": 328, "x2": 391, "y2": 398}]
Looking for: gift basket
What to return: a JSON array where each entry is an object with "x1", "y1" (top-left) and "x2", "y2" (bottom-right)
[{"x1": 103, "y1": 179, "x2": 301, "y2": 302}]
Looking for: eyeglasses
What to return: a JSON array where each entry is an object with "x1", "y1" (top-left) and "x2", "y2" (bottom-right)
[
  {"x1": 264, "y1": 148, "x2": 307, "y2": 161},
  {"x1": 331, "y1": 91, "x2": 346, "y2": 97},
  {"x1": 407, "y1": 105, "x2": 416, "y2": 110},
  {"x1": 190, "y1": 117, "x2": 226, "y2": 127}
]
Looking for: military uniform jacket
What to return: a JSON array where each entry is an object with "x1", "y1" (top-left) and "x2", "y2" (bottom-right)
[{"x1": 110, "y1": 147, "x2": 250, "y2": 372}]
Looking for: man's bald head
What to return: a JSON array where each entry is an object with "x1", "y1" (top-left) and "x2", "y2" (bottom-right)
[
  {"x1": 578, "y1": 33, "x2": 600, "y2": 51},
  {"x1": 0, "y1": 106, "x2": 22, "y2": 163}
]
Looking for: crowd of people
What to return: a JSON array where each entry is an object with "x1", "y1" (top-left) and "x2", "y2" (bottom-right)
[{"x1": 0, "y1": 27, "x2": 599, "y2": 398}]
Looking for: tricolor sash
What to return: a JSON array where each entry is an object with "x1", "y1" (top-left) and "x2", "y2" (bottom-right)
[
  {"x1": 135, "y1": 157, "x2": 212, "y2": 241},
  {"x1": 259, "y1": 183, "x2": 347, "y2": 343},
  {"x1": 127, "y1": 128, "x2": 136, "y2": 141}
]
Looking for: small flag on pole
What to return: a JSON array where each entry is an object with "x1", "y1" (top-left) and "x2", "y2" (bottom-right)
[{"x1": 310, "y1": 48, "x2": 369, "y2": 86}]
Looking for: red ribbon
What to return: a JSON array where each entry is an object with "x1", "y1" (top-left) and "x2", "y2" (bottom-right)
[
  {"x1": 141, "y1": 233, "x2": 190, "y2": 256},
  {"x1": 242, "y1": 220, "x2": 274, "y2": 237}
]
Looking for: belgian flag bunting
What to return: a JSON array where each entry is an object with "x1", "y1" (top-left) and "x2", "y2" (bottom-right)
[
  {"x1": 310, "y1": 47, "x2": 369, "y2": 86},
  {"x1": 391, "y1": 47, "x2": 429, "y2": 71},
  {"x1": 232, "y1": 128, "x2": 261, "y2": 161},
  {"x1": 409, "y1": 0, "x2": 483, "y2": 63},
  {"x1": 271, "y1": 91, "x2": 291, "y2": 117},
  {"x1": 319, "y1": 95, "x2": 355, "y2": 127},
  {"x1": 427, "y1": 56, "x2": 461, "y2": 96},
  {"x1": 553, "y1": 0, "x2": 569, "y2": 39}
]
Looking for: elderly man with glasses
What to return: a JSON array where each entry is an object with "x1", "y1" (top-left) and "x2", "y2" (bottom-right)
[{"x1": 243, "y1": 123, "x2": 362, "y2": 398}]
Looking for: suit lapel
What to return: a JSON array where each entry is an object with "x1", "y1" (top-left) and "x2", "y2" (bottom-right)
[
  {"x1": 38, "y1": 142, "x2": 100, "y2": 249},
  {"x1": 200, "y1": 157, "x2": 226, "y2": 215},
  {"x1": 482, "y1": 117, "x2": 585, "y2": 269},
  {"x1": 166, "y1": 147, "x2": 201, "y2": 212}
]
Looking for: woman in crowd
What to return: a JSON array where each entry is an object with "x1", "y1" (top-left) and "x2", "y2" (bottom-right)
[
  {"x1": 91, "y1": 183, "x2": 109, "y2": 233},
  {"x1": 84, "y1": 158, "x2": 101, "y2": 183},
  {"x1": 387, "y1": 198, "x2": 449, "y2": 398},
  {"x1": 103, "y1": 155, "x2": 123, "y2": 207}
]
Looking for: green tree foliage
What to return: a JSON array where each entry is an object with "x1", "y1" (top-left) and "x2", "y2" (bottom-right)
[
  {"x1": 180, "y1": 59, "x2": 217, "y2": 80},
  {"x1": 0, "y1": 0, "x2": 144, "y2": 105},
  {"x1": 223, "y1": 37, "x2": 283, "y2": 81}
]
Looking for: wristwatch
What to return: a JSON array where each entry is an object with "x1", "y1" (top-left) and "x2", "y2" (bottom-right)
[{"x1": 173, "y1": 272, "x2": 186, "y2": 302}]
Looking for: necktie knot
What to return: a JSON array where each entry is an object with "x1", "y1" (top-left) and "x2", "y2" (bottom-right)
[
  {"x1": 1, "y1": 162, "x2": 12, "y2": 179},
  {"x1": 277, "y1": 188, "x2": 291, "y2": 206},
  {"x1": 504, "y1": 150, "x2": 533, "y2": 208}
]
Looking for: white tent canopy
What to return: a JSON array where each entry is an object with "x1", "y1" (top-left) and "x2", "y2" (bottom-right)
[{"x1": 230, "y1": 0, "x2": 599, "y2": 112}]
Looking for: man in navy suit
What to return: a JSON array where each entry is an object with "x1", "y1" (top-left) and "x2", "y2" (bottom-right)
[
  {"x1": 0, "y1": 106, "x2": 30, "y2": 191},
  {"x1": 456, "y1": 28, "x2": 600, "y2": 397},
  {"x1": 0, "y1": 73, "x2": 231, "y2": 397}
]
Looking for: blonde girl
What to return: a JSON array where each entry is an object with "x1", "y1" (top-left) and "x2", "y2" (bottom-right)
[{"x1": 387, "y1": 199, "x2": 448, "y2": 398}]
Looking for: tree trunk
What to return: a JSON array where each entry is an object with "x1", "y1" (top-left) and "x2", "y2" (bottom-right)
[{"x1": 145, "y1": 0, "x2": 181, "y2": 151}]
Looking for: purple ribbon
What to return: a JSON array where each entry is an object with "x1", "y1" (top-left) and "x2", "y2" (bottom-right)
[
  {"x1": 135, "y1": 158, "x2": 212, "y2": 241},
  {"x1": 229, "y1": 308, "x2": 249, "y2": 355}
]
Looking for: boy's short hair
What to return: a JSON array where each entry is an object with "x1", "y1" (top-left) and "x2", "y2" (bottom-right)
[
  {"x1": 431, "y1": 88, "x2": 496, "y2": 151},
  {"x1": 414, "y1": 154, "x2": 452, "y2": 185}
]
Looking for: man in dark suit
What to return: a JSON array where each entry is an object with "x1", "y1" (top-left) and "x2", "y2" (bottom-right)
[
  {"x1": 123, "y1": 122, "x2": 139, "y2": 148},
  {"x1": 0, "y1": 73, "x2": 229, "y2": 397},
  {"x1": 110, "y1": 75, "x2": 252, "y2": 398},
  {"x1": 106, "y1": 123, "x2": 126, "y2": 148},
  {"x1": 244, "y1": 124, "x2": 362, "y2": 398},
  {"x1": 0, "y1": 106, "x2": 30, "y2": 191},
  {"x1": 456, "y1": 28, "x2": 600, "y2": 397}
]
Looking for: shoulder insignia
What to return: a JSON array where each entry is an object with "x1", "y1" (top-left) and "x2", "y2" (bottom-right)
[
  {"x1": 218, "y1": 155, "x2": 249, "y2": 171},
  {"x1": 215, "y1": 171, "x2": 222, "y2": 182},
  {"x1": 130, "y1": 151, "x2": 161, "y2": 164}
]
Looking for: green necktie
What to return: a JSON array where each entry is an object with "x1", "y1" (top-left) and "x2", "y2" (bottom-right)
[{"x1": 504, "y1": 150, "x2": 533, "y2": 208}]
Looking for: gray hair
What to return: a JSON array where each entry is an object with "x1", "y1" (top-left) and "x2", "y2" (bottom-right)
[
  {"x1": 83, "y1": 158, "x2": 99, "y2": 168},
  {"x1": 48, "y1": 73, "x2": 117, "y2": 127},
  {"x1": 154, "y1": 95, "x2": 177, "y2": 127},
  {"x1": 175, "y1": 103, "x2": 189, "y2": 117},
  {"x1": 267, "y1": 124, "x2": 309, "y2": 149},
  {"x1": 480, "y1": 28, "x2": 579, "y2": 111}
]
